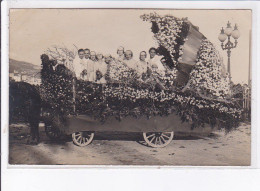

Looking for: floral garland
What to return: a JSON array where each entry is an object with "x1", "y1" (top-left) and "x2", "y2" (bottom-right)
[
  {"x1": 74, "y1": 81, "x2": 241, "y2": 129},
  {"x1": 140, "y1": 13, "x2": 190, "y2": 68},
  {"x1": 186, "y1": 39, "x2": 231, "y2": 99}
]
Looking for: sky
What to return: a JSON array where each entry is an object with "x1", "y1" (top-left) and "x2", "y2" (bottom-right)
[{"x1": 9, "y1": 9, "x2": 251, "y2": 84}]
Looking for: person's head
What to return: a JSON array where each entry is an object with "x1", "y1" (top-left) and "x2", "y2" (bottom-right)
[
  {"x1": 84, "y1": 49, "x2": 90, "y2": 59},
  {"x1": 117, "y1": 46, "x2": 124, "y2": 56},
  {"x1": 149, "y1": 47, "x2": 157, "y2": 59},
  {"x1": 78, "y1": 49, "x2": 85, "y2": 59},
  {"x1": 96, "y1": 53, "x2": 103, "y2": 61},
  {"x1": 90, "y1": 51, "x2": 96, "y2": 61},
  {"x1": 104, "y1": 54, "x2": 112, "y2": 64},
  {"x1": 124, "y1": 50, "x2": 133, "y2": 60},
  {"x1": 139, "y1": 51, "x2": 147, "y2": 61}
]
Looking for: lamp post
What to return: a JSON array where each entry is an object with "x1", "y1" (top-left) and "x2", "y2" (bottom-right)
[{"x1": 218, "y1": 21, "x2": 240, "y2": 82}]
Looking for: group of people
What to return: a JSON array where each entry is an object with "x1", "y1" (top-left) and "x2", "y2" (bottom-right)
[{"x1": 71, "y1": 46, "x2": 166, "y2": 84}]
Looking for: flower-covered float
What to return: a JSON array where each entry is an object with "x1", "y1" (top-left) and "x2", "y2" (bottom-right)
[{"x1": 40, "y1": 13, "x2": 241, "y2": 148}]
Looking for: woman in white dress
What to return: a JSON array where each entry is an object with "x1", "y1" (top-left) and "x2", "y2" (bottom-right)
[
  {"x1": 95, "y1": 52, "x2": 107, "y2": 84},
  {"x1": 136, "y1": 51, "x2": 148, "y2": 78},
  {"x1": 116, "y1": 46, "x2": 125, "y2": 61},
  {"x1": 122, "y1": 50, "x2": 138, "y2": 71},
  {"x1": 85, "y1": 51, "x2": 96, "y2": 82}
]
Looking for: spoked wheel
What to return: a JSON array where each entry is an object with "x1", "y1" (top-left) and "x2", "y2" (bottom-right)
[
  {"x1": 72, "y1": 131, "x2": 94, "y2": 147},
  {"x1": 143, "y1": 131, "x2": 174, "y2": 148},
  {"x1": 45, "y1": 122, "x2": 62, "y2": 140}
]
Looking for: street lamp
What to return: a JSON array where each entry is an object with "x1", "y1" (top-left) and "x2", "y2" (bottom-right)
[{"x1": 218, "y1": 21, "x2": 240, "y2": 81}]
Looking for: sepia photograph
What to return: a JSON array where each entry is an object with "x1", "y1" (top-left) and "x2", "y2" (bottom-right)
[{"x1": 8, "y1": 8, "x2": 251, "y2": 166}]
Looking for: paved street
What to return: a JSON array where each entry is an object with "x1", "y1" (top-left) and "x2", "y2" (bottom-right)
[{"x1": 9, "y1": 123, "x2": 251, "y2": 166}]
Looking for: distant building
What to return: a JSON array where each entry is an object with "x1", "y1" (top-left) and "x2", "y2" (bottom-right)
[
  {"x1": 21, "y1": 72, "x2": 27, "y2": 81},
  {"x1": 12, "y1": 70, "x2": 21, "y2": 82},
  {"x1": 9, "y1": 71, "x2": 41, "y2": 85},
  {"x1": 9, "y1": 72, "x2": 14, "y2": 79}
]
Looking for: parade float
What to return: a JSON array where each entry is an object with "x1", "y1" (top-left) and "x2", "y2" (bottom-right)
[{"x1": 40, "y1": 13, "x2": 241, "y2": 148}]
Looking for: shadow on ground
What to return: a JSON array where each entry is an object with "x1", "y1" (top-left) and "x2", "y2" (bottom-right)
[{"x1": 9, "y1": 123, "x2": 219, "y2": 146}]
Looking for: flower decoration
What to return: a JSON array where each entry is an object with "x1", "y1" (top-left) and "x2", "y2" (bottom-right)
[
  {"x1": 141, "y1": 13, "x2": 189, "y2": 68},
  {"x1": 186, "y1": 39, "x2": 231, "y2": 99},
  {"x1": 40, "y1": 55, "x2": 241, "y2": 131}
]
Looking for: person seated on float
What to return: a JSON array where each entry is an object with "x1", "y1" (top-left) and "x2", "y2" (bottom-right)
[
  {"x1": 122, "y1": 50, "x2": 138, "y2": 71},
  {"x1": 84, "y1": 48, "x2": 91, "y2": 60},
  {"x1": 147, "y1": 47, "x2": 166, "y2": 76},
  {"x1": 72, "y1": 48, "x2": 88, "y2": 79},
  {"x1": 136, "y1": 51, "x2": 149, "y2": 79},
  {"x1": 117, "y1": 46, "x2": 125, "y2": 61},
  {"x1": 85, "y1": 51, "x2": 96, "y2": 82},
  {"x1": 90, "y1": 51, "x2": 97, "y2": 62},
  {"x1": 96, "y1": 52, "x2": 107, "y2": 77},
  {"x1": 104, "y1": 54, "x2": 112, "y2": 65}
]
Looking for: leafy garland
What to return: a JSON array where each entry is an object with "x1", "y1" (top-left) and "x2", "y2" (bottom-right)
[{"x1": 186, "y1": 39, "x2": 231, "y2": 99}]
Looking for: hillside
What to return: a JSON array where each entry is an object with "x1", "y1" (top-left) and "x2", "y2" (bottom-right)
[{"x1": 9, "y1": 59, "x2": 41, "y2": 77}]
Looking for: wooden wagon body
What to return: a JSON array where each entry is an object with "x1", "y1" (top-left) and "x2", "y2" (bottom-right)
[{"x1": 63, "y1": 113, "x2": 213, "y2": 135}]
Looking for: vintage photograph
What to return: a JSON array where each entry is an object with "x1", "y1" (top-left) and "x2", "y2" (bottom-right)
[{"x1": 9, "y1": 9, "x2": 251, "y2": 165}]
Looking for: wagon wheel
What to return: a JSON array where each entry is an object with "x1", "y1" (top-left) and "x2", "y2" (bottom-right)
[
  {"x1": 72, "y1": 131, "x2": 94, "y2": 147},
  {"x1": 143, "y1": 131, "x2": 174, "y2": 148},
  {"x1": 45, "y1": 122, "x2": 62, "y2": 140}
]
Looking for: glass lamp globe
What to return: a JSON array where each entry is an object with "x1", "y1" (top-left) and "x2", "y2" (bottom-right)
[
  {"x1": 231, "y1": 24, "x2": 240, "y2": 39},
  {"x1": 218, "y1": 28, "x2": 227, "y2": 42},
  {"x1": 224, "y1": 21, "x2": 233, "y2": 36}
]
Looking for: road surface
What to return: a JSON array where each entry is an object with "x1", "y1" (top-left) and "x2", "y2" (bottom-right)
[{"x1": 9, "y1": 122, "x2": 251, "y2": 166}]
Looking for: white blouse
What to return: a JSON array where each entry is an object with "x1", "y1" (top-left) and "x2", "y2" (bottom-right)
[
  {"x1": 123, "y1": 58, "x2": 138, "y2": 71},
  {"x1": 72, "y1": 57, "x2": 88, "y2": 79},
  {"x1": 86, "y1": 59, "x2": 96, "y2": 82},
  {"x1": 136, "y1": 60, "x2": 148, "y2": 75},
  {"x1": 95, "y1": 61, "x2": 107, "y2": 76}
]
